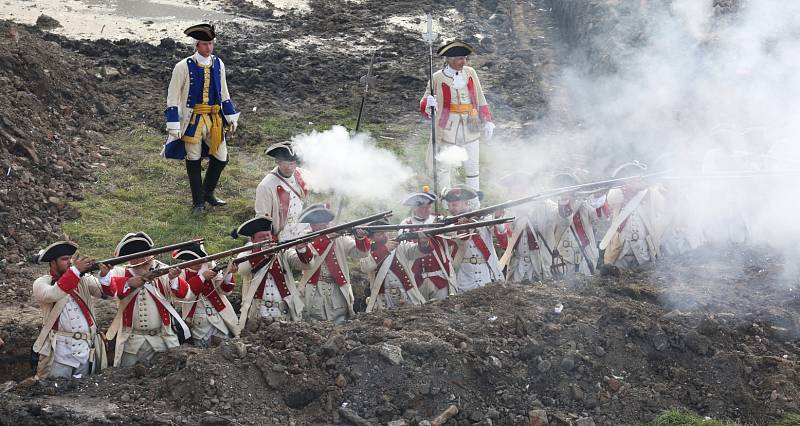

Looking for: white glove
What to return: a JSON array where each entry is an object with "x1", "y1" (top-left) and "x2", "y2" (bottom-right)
[
  {"x1": 228, "y1": 120, "x2": 238, "y2": 135},
  {"x1": 167, "y1": 129, "x2": 181, "y2": 139},
  {"x1": 425, "y1": 95, "x2": 438, "y2": 111},
  {"x1": 482, "y1": 121, "x2": 496, "y2": 141}
]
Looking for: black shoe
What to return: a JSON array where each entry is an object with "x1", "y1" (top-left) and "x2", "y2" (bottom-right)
[
  {"x1": 204, "y1": 194, "x2": 227, "y2": 206},
  {"x1": 192, "y1": 203, "x2": 206, "y2": 214},
  {"x1": 203, "y1": 156, "x2": 228, "y2": 207}
]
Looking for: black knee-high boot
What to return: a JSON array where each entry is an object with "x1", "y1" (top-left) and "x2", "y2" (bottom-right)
[
  {"x1": 186, "y1": 159, "x2": 205, "y2": 213},
  {"x1": 203, "y1": 156, "x2": 228, "y2": 206}
]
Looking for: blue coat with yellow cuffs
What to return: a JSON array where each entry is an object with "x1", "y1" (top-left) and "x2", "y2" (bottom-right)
[{"x1": 164, "y1": 54, "x2": 239, "y2": 160}]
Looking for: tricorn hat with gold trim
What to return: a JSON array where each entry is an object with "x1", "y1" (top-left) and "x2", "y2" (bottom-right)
[
  {"x1": 184, "y1": 24, "x2": 216, "y2": 42},
  {"x1": 437, "y1": 40, "x2": 475, "y2": 57}
]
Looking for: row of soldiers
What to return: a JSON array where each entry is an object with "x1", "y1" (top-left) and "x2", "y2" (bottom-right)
[{"x1": 32, "y1": 139, "x2": 675, "y2": 379}]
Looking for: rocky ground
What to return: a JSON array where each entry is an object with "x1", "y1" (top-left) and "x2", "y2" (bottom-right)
[{"x1": 1, "y1": 0, "x2": 798, "y2": 425}]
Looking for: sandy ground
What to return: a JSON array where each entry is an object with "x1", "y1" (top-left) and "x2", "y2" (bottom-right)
[{"x1": 1, "y1": 0, "x2": 255, "y2": 43}]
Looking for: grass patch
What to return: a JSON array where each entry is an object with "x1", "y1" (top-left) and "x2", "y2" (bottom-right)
[
  {"x1": 772, "y1": 414, "x2": 800, "y2": 426},
  {"x1": 64, "y1": 126, "x2": 270, "y2": 260},
  {"x1": 647, "y1": 410, "x2": 740, "y2": 426}
]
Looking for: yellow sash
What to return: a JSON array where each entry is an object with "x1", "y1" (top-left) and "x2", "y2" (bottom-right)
[{"x1": 183, "y1": 104, "x2": 223, "y2": 155}]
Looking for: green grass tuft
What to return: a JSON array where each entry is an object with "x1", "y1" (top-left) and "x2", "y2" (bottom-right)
[
  {"x1": 64, "y1": 126, "x2": 269, "y2": 260},
  {"x1": 772, "y1": 414, "x2": 800, "y2": 426},
  {"x1": 647, "y1": 409, "x2": 740, "y2": 426}
]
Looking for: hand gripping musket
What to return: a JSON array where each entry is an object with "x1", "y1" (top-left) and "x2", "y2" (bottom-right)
[
  {"x1": 441, "y1": 172, "x2": 667, "y2": 225},
  {"x1": 395, "y1": 216, "x2": 514, "y2": 242},
  {"x1": 212, "y1": 210, "x2": 394, "y2": 273},
  {"x1": 87, "y1": 238, "x2": 204, "y2": 271},
  {"x1": 422, "y1": 13, "x2": 440, "y2": 214}
]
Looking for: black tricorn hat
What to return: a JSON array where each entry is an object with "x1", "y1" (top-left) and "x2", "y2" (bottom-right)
[
  {"x1": 33, "y1": 241, "x2": 78, "y2": 264},
  {"x1": 299, "y1": 203, "x2": 335, "y2": 224},
  {"x1": 437, "y1": 40, "x2": 475, "y2": 57},
  {"x1": 113, "y1": 232, "x2": 154, "y2": 257},
  {"x1": 265, "y1": 142, "x2": 299, "y2": 161},
  {"x1": 172, "y1": 243, "x2": 208, "y2": 262},
  {"x1": 232, "y1": 216, "x2": 273, "y2": 239},
  {"x1": 117, "y1": 235, "x2": 154, "y2": 257},
  {"x1": 184, "y1": 24, "x2": 216, "y2": 42}
]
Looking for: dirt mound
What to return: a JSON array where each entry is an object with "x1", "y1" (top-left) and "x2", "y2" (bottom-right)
[
  {"x1": 3, "y1": 246, "x2": 798, "y2": 425},
  {"x1": 0, "y1": 22, "x2": 123, "y2": 303}
]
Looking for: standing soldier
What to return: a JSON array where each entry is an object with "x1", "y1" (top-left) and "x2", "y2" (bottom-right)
[
  {"x1": 540, "y1": 173, "x2": 603, "y2": 277},
  {"x1": 287, "y1": 204, "x2": 370, "y2": 324},
  {"x1": 494, "y1": 173, "x2": 548, "y2": 282},
  {"x1": 398, "y1": 188, "x2": 438, "y2": 228},
  {"x1": 443, "y1": 185, "x2": 505, "y2": 292},
  {"x1": 172, "y1": 243, "x2": 240, "y2": 345},
  {"x1": 601, "y1": 162, "x2": 665, "y2": 270},
  {"x1": 360, "y1": 221, "x2": 428, "y2": 313},
  {"x1": 100, "y1": 233, "x2": 192, "y2": 367},
  {"x1": 31, "y1": 242, "x2": 107, "y2": 379},
  {"x1": 234, "y1": 216, "x2": 304, "y2": 329},
  {"x1": 420, "y1": 40, "x2": 495, "y2": 190},
  {"x1": 255, "y1": 142, "x2": 310, "y2": 241},
  {"x1": 165, "y1": 24, "x2": 240, "y2": 213},
  {"x1": 399, "y1": 190, "x2": 457, "y2": 301}
]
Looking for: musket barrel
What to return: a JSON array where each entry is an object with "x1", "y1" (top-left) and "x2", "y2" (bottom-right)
[
  {"x1": 398, "y1": 217, "x2": 513, "y2": 241},
  {"x1": 89, "y1": 238, "x2": 204, "y2": 271},
  {"x1": 213, "y1": 210, "x2": 394, "y2": 272},
  {"x1": 144, "y1": 238, "x2": 276, "y2": 280}
]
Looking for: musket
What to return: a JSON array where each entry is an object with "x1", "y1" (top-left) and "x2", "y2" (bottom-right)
[
  {"x1": 354, "y1": 222, "x2": 446, "y2": 233},
  {"x1": 442, "y1": 173, "x2": 666, "y2": 225},
  {"x1": 88, "y1": 238, "x2": 204, "y2": 271},
  {"x1": 142, "y1": 238, "x2": 278, "y2": 281},
  {"x1": 213, "y1": 210, "x2": 394, "y2": 273},
  {"x1": 396, "y1": 217, "x2": 514, "y2": 242},
  {"x1": 355, "y1": 49, "x2": 378, "y2": 133},
  {"x1": 422, "y1": 13, "x2": 440, "y2": 214}
]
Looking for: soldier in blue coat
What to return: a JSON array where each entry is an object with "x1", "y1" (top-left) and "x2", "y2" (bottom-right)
[{"x1": 165, "y1": 24, "x2": 240, "y2": 213}]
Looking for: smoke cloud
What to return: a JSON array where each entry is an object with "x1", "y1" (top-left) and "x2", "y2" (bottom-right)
[
  {"x1": 292, "y1": 125, "x2": 414, "y2": 205},
  {"x1": 481, "y1": 1, "x2": 800, "y2": 286}
]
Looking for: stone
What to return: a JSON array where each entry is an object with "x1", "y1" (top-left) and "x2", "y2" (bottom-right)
[
  {"x1": 571, "y1": 385, "x2": 584, "y2": 401},
  {"x1": 266, "y1": 366, "x2": 288, "y2": 389},
  {"x1": 560, "y1": 357, "x2": 575, "y2": 371},
  {"x1": 100, "y1": 66, "x2": 121, "y2": 78},
  {"x1": 537, "y1": 359, "x2": 551, "y2": 373},
  {"x1": 576, "y1": 417, "x2": 595, "y2": 426},
  {"x1": 120, "y1": 392, "x2": 131, "y2": 402},
  {"x1": 335, "y1": 374, "x2": 347, "y2": 388},
  {"x1": 489, "y1": 356, "x2": 502, "y2": 368},
  {"x1": 387, "y1": 420, "x2": 408, "y2": 426},
  {"x1": 528, "y1": 409, "x2": 549, "y2": 426},
  {"x1": 378, "y1": 343, "x2": 403, "y2": 365},
  {"x1": 35, "y1": 14, "x2": 61, "y2": 29},
  {"x1": 519, "y1": 340, "x2": 545, "y2": 360},
  {"x1": 233, "y1": 341, "x2": 247, "y2": 358},
  {"x1": 607, "y1": 377, "x2": 622, "y2": 393},
  {"x1": 594, "y1": 346, "x2": 606, "y2": 357}
]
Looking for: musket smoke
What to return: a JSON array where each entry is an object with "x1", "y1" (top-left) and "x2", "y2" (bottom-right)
[{"x1": 292, "y1": 125, "x2": 413, "y2": 203}]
